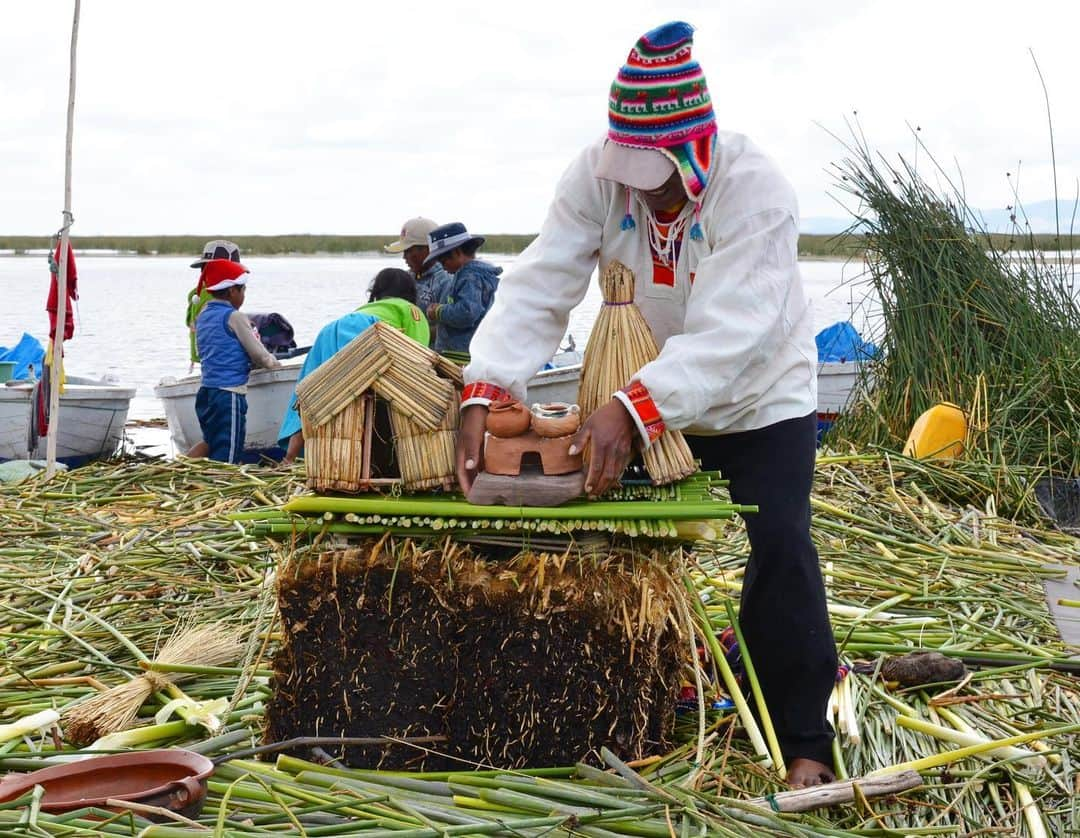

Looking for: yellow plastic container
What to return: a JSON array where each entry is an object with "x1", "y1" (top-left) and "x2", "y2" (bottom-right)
[{"x1": 903, "y1": 403, "x2": 967, "y2": 460}]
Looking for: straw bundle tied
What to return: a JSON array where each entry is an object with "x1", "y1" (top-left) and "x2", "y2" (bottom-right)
[
  {"x1": 62, "y1": 622, "x2": 245, "y2": 745},
  {"x1": 579, "y1": 260, "x2": 696, "y2": 485}
]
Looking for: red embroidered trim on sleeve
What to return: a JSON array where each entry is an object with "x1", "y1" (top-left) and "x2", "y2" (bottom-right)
[
  {"x1": 461, "y1": 381, "x2": 510, "y2": 406},
  {"x1": 620, "y1": 381, "x2": 665, "y2": 443}
]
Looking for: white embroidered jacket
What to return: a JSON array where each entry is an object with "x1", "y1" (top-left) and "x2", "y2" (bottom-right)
[{"x1": 464, "y1": 133, "x2": 817, "y2": 442}]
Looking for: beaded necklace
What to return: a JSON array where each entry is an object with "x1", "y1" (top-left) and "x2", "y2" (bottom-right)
[{"x1": 644, "y1": 203, "x2": 691, "y2": 271}]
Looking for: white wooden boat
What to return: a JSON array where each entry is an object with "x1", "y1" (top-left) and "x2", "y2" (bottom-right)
[
  {"x1": 155, "y1": 360, "x2": 305, "y2": 457},
  {"x1": 157, "y1": 356, "x2": 863, "y2": 458},
  {"x1": 0, "y1": 376, "x2": 136, "y2": 466},
  {"x1": 527, "y1": 360, "x2": 866, "y2": 428},
  {"x1": 156, "y1": 346, "x2": 586, "y2": 459},
  {"x1": 815, "y1": 360, "x2": 862, "y2": 420}
]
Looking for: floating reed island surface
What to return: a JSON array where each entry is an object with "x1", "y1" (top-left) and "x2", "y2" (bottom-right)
[{"x1": 0, "y1": 455, "x2": 1079, "y2": 835}]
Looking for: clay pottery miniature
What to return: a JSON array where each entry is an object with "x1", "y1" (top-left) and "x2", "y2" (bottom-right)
[
  {"x1": 530, "y1": 402, "x2": 581, "y2": 438},
  {"x1": 486, "y1": 399, "x2": 531, "y2": 438}
]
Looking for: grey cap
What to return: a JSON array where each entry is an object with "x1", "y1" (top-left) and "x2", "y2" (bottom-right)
[{"x1": 191, "y1": 239, "x2": 242, "y2": 268}]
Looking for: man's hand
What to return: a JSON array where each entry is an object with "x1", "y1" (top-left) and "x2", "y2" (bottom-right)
[
  {"x1": 426, "y1": 303, "x2": 439, "y2": 320},
  {"x1": 570, "y1": 398, "x2": 638, "y2": 498},
  {"x1": 456, "y1": 404, "x2": 488, "y2": 495}
]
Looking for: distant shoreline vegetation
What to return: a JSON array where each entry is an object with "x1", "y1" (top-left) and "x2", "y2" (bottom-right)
[{"x1": 1, "y1": 233, "x2": 1077, "y2": 259}]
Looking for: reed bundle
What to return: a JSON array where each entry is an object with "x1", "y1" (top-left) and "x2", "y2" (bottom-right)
[
  {"x1": 579, "y1": 260, "x2": 696, "y2": 486},
  {"x1": 62, "y1": 622, "x2": 244, "y2": 745},
  {"x1": 832, "y1": 134, "x2": 1080, "y2": 505}
]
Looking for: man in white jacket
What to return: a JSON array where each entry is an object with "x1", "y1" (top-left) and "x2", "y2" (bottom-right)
[{"x1": 457, "y1": 22, "x2": 838, "y2": 787}]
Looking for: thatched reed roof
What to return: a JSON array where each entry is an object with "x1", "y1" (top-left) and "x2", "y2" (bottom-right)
[{"x1": 295, "y1": 321, "x2": 463, "y2": 431}]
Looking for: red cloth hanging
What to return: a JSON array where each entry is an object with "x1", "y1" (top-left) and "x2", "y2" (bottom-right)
[{"x1": 47, "y1": 241, "x2": 79, "y2": 341}]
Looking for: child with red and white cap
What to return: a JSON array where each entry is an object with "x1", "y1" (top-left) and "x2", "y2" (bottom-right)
[
  {"x1": 192, "y1": 259, "x2": 280, "y2": 463},
  {"x1": 186, "y1": 239, "x2": 245, "y2": 367}
]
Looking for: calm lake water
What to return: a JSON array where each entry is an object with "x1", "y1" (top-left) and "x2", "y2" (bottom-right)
[{"x1": 0, "y1": 254, "x2": 875, "y2": 421}]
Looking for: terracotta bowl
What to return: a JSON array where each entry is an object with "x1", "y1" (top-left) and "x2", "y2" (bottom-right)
[
  {"x1": 486, "y1": 399, "x2": 531, "y2": 438},
  {"x1": 530, "y1": 402, "x2": 581, "y2": 438}
]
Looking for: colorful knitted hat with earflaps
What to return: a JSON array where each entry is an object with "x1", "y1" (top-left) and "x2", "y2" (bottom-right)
[{"x1": 608, "y1": 21, "x2": 717, "y2": 238}]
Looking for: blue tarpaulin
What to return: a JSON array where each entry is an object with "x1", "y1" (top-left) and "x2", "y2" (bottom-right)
[
  {"x1": 815, "y1": 321, "x2": 878, "y2": 363},
  {"x1": 0, "y1": 333, "x2": 45, "y2": 380}
]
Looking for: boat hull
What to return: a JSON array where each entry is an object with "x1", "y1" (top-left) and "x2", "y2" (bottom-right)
[
  {"x1": 155, "y1": 360, "x2": 864, "y2": 458},
  {"x1": 154, "y1": 361, "x2": 305, "y2": 458},
  {"x1": 815, "y1": 361, "x2": 863, "y2": 439},
  {"x1": 529, "y1": 360, "x2": 864, "y2": 425},
  {"x1": 0, "y1": 378, "x2": 136, "y2": 467}
]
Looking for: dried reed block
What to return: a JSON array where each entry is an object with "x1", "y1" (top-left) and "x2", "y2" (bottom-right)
[{"x1": 267, "y1": 539, "x2": 689, "y2": 770}]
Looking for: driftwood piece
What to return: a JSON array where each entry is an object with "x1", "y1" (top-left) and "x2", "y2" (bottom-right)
[
  {"x1": 466, "y1": 470, "x2": 585, "y2": 507},
  {"x1": 747, "y1": 769, "x2": 922, "y2": 814}
]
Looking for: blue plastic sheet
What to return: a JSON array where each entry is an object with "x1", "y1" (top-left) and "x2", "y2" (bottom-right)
[
  {"x1": 815, "y1": 321, "x2": 878, "y2": 363},
  {"x1": 0, "y1": 333, "x2": 45, "y2": 380}
]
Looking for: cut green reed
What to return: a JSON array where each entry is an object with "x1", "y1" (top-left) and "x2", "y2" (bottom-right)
[{"x1": 0, "y1": 455, "x2": 1078, "y2": 834}]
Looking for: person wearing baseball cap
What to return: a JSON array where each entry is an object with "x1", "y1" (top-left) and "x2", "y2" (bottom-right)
[
  {"x1": 185, "y1": 240, "x2": 245, "y2": 366},
  {"x1": 190, "y1": 259, "x2": 281, "y2": 463},
  {"x1": 384, "y1": 218, "x2": 448, "y2": 345},
  {"x1": 456, "y1": 22, "x2": 837, "y2": 788}
]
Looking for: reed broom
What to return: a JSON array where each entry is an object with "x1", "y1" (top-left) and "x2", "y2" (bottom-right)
[
  {"x1": 578, "y1": 260, "x2": 696, "y2": 486},
  {"x1": 62, "y1": 622, "x2": 245, "y2": 745}
]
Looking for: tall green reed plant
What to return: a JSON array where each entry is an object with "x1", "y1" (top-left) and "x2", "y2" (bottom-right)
[{"x1": 829, "y1": 126, "x2": 1080, "y2": 508}]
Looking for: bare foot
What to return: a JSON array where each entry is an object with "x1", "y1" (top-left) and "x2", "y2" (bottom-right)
[{"x1": 786, "y1": 758, "x2": 835, "y2": 788}]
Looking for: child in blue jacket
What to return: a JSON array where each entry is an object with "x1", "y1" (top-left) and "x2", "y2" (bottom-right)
[
  {"x1": 422, "y1": 222, "x2": 501, "y2": 363},
  {"x1": 194, "y1": 260, "x2": 281, "y2": 463}
]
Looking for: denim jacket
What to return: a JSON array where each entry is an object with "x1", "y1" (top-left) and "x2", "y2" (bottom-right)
[
  {"x1": 416, "y1": 263, "x2": 450, "y2": 315},
  {"x1": 433, "y1": 259, "x2": 501, "y2": 353}
]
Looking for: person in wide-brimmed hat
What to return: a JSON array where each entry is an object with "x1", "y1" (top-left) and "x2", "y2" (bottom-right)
[
  {"x1": 384, "y1": 218, "x2": 450, "y2": 345},
  {"x1": 455, "y1": 22, "x2": 837, "y2": 789},
  {"x1": 421, "y1": 222, "x2": 501, "y2": 364}
]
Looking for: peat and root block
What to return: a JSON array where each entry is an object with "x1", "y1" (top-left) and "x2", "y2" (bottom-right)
[{"x1": 267, "y1": 537, "x2": 690, "y2": 770}]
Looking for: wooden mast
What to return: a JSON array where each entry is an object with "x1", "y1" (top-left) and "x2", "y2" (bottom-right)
[{"x1": 46, "y1": 0, "x2": 81, "y2": 477}]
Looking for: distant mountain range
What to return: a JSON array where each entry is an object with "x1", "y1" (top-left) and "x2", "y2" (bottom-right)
[{"x1": 801, "y1": 199, "x2": 1080, "y2": 236}]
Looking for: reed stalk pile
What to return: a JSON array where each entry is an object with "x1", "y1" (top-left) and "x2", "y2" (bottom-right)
[
  {"x1": 0, "y1": 455, "x2": 1077, "y2": 834},
  {"x1": 832, "y1": 136, "x2": 1080, "y2": 510},
  {"x1": 579, "y1": 260, "x2": 696, "y2": 485}
]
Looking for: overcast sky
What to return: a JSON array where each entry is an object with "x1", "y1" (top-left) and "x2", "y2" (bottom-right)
[{"x1": 3, "y1": 0, "x2": 1079, "y2": 236}]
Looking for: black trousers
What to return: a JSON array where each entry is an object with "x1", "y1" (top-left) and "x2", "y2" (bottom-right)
[{"x1": 687, "y1": 412, "x2": 837, "y2": 766}]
